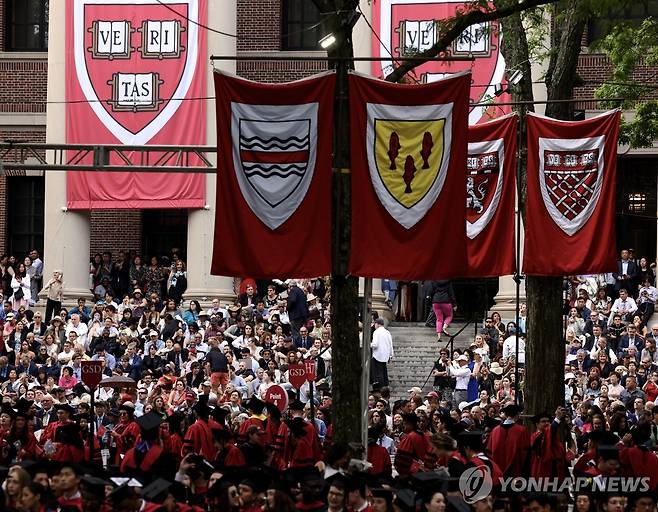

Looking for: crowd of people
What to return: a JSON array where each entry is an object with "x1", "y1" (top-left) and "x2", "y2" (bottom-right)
[{"x1": 0, "y1": 248, "x2": 655, "y2": 510}]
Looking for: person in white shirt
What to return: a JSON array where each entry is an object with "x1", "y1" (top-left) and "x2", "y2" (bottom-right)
[
  {"x1": 502, "y1": 330, "x2": 526, "y2": 364},
  {"x1": 610, "y1": 288, "x2": 638, "y2": 323},
  {"x1": 370, "y1": 318, "x2": 394, "y2": 387},
  {"x1": 638, "y1": 277, "x2": 658, "y2": 324},
  {"x1": 450, "y1": 354, "x2": 471, "y2": 406},
  {"x1": 65, "y1": 314, "x2": 89, "y2": 350}
]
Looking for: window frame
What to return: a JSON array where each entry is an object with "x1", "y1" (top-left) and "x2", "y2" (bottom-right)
[
  {"x1": 281, "y1": 0, "x2": 325, "y2": 52},
  {"x1": 5, "y1": 0, "x2": 49, "y2": 52}
]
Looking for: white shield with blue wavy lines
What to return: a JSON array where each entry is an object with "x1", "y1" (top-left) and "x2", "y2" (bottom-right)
[{"x1": 231, "y1": 102, "x2": 318, "y2": 230}]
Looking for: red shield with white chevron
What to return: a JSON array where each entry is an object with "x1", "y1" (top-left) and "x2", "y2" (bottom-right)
[
  {"x1": 74, "y1": 0, "x2": 198, "y2": 144},
  {"x1": 466, "y1": 138, "x2": 504, "y2": 239},
  {"x1": 539, "y1": 136, "x2": 605, "y2": 236},
  {"x1": 372, "y1": 0, "x2": 507, "y2": 124}
]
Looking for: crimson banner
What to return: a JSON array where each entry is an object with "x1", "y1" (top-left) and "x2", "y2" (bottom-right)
[
  {"x1": 466, "y1": 114, "x2": 517, "y2": 277},
  {"x1": 370, "y1": 0, "x2": 510, "y2": 124},
  {"x1": 212, "y1": 71, "x2": 335, "y2": 278},
  {"x1": 523, "y1": 110, "x2": 621, "y2": 276},
  {"x1": 349, "y1": 72, "x2": 470, "y2": 279},
  {"x1": 65, "y1": 0, "x2": 207, "y2": 209}
]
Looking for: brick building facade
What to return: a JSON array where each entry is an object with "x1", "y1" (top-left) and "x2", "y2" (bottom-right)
[{"x1": 0, "y1": 2, "x2": 657, "y2": 266}]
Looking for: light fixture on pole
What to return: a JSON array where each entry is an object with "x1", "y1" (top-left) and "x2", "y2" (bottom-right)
[{"x1": 319, "y1": 34, "x2": 337, "y2": 49}]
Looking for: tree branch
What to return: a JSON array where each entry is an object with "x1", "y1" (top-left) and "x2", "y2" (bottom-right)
[{"x1": 384, "y1": 0, "x2": 559, "y2": 83}]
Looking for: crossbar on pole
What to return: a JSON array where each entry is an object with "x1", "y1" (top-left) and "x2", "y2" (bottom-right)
[{"x1": 211, "y1": 55, "x2": 475, "y2": 62}]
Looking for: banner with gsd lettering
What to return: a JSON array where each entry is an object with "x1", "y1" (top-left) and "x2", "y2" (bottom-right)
[
  {"x1": 349, "y1": 72, "x2": 470, "y2": 279},
  {"x1": 65, "y1": 0, "x2": 207, "y2": 209},
  {"x1": 523, "y1": 110, "x2": 621, "y2": 276},
  {"x1": 467, "y1": 114, "x2": 517, "y2": 277},
  {"x1": 212, "y1": 71, "x2": 335, "y2": 278}
]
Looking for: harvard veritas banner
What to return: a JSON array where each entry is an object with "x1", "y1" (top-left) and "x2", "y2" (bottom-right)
[
  {"x1": 212, "y1": 71, "x2": 335, "y2": 279},
  {"x1": 349, "y1": 72, "x2": 470, "y2": 279},
  {"x1": 65, "y1": 0, "x2": 207, "y2": 209},
  {"x1": 467, "y1": 114, "x2": 517, "y2": 277},
  {"x1": 371, "y1": 0, "x2": 509, "y2": 124},
  {"x1": 523, "y1": 110, "x2": 621, "y2": 276}
]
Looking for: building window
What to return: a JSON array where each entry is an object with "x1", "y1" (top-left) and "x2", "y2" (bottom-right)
[
  {"x1": 7, "y1": 176, "x2": 44, "y2": 257},
  {"x1": 627, "y1": 193, "x2": 647, "y2": 213},
  {"x1": 5, "y1": 0, "x2": 49, "y2": 51},
  {"x1": 281, "y1": 0, "x2": 325, "y2": 51}
]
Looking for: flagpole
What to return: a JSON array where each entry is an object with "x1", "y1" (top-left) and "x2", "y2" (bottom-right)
[
  {"x1": 361, "y1": 278, "x2": 373, "y2": 458},
  {"x1": 514, "y1": 105, "x2": 525, "y2": 406}
]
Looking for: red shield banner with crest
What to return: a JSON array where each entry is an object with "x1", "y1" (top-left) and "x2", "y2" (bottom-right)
[
  {"x1": 349, "y1": 72, "x2": 470, "y2": 279},
  {"x1": 212, "y1": 71, "x2": 335, "y2": 279},
  {"x1": 371, "y1": 0, "x2": 509, "y2": 124},
  {"x1": 523, "y1": 110, "x2": 621, "y2": 276},
  {"x1": 65, "y1": 0, "x2": 206, "y2": 209},
  {"x1": 466, "y1": 114, "x2": 517, "y2": 277}
]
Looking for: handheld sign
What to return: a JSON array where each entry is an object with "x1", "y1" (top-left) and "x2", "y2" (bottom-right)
[
  {"x1": 264, "y1": 385, "x2": 289, "y2": 413},
  {"x1": 304, "y1": 360, "x2": 317, "y2": 382},
  {"x1": 81, "y1": 360, "x2": 104, "y2": 389},
  {"x1": 288, "y1": 363, "x2": 307, "y2": 389}
]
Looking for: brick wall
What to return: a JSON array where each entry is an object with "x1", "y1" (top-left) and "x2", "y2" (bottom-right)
[
  {"x1": 574, "y1": 53, "x2": 658, "y2": 109},
  {"x1": 237, "y1": 0, "x2": 281, "y2": 52},
  {"x1": 0, "y1": 59, "x2": 48, "y2": 113},
  {"x1": 236, "y1": 0, "x2": 327, "y2": 82},
  {"x1": 90, "y1": 211, "x2": 143, "y2": 257}
]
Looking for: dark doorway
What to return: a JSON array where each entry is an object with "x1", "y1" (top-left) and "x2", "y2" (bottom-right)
[
  {"x1": 142, "y1": 210, "x2": 188, "y2": 261},
  {"x1": 616, "y1": 157, "x2": 657, "y2": 263},
  {"x1": 7, "y1": 176, "x2": 44, "y2": 257}
]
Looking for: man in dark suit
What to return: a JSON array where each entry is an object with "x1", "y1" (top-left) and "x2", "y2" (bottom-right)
[
  {"x1": 617, "y1": 323, "x2": 644, "y2": 360},
  {"x1": 294, "y1": 325, "x2": 315, "y2": 352},
  {"x1": 35, "y1": 394, "x2": 58, "y2": 428},
  {"x1": 613, "y1": 249, "x2": 639, "y2": 297},
  {"x1": 287, "y1": 280, "x2": 309, "y2": 338},
  {"x1": 166, "y1": 342, "x2": 189, "y2": 372}
]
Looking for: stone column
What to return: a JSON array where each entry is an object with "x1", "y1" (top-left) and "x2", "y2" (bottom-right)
[
  {"x1": 493, "y1": 203, "x2": 526, "y2": 318},
  {"x1": 41, "y1": 2, "x2": 92, "y2": 305},
  {"x1": 183, "y1": 0, "x2": 236, "y2": 307},
  {"x1": 358, "y1": 278, "x2": 388, "y2": 316}
]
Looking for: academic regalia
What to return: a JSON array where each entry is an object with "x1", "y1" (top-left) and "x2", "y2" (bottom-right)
[
  {"x1": 283, "y1": 418, "x2": 322, "y2": 469},
  {"x1": 530, "y1": 423, "x2": 567, "y2": 479},
  {"x1": 487, "y1": 422, "x2": 530, "y2": 477},
  {"x1": 619, "y1": 446, "x2": 658, "y2": 491},
  {"x1": 183, "y1": 418, "x2": 217, "y2": 460},
  {"x1": 468, "y1": 452, "x2": 503, "y2": 486},
  {"x1": 113, "y1": 419, "x2": 141, "y2": 464},
  {"x1": 394, "y1": 430, "x2": 434, "y2": 476},
  {"x1": 162, "y1": 430, "x2": 184, "y2": 463},
  {"x1": 367, "y1": 443, "x2": 392, "y2": 476},
  {"x1": 58, "y1": 492, "x2": 83, "y2": 512}
]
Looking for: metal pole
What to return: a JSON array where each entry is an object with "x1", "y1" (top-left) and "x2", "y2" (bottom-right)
[
  {"x1": 210, "y1": 55, "x2": 474, "y2": 62},
  {"x1": 514, "y1": 106, "x2": 525, "y2": 406},
  {"x1": 89, "y1": 387, "x2": 95, "y2": 462},
  {"x1": 361, "y1": 278, "x2": 373, "y2": 457}
]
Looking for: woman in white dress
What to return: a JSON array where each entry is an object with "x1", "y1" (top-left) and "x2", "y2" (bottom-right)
[{"x1": 10, "y1": 262, "x2": 31, "y2": 309}]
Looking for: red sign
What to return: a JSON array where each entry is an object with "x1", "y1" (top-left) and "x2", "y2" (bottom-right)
[
  {"x1": 81, "y1": 361, "x2": 104, "y2": 389},
  {"x1": 304, "y1": 360, "x2": 317, "y2": 382},
  {"x1": 288, "y1": 364, "x2": 307, "y2": 390},
  {"x1": 264, "y1": 385, "x2": 289, "y2": 413},
  {"x1": 65, "y1": 0, "x2": 207, "y2": 209}
]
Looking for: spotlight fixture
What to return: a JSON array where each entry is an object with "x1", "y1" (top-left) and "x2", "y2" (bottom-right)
[{"x1": 319, "y1": 34, "x2": 337, "y2": 49}]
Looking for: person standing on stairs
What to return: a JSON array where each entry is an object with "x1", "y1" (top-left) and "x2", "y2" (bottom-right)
[
  {"x1": 425, "y1": 280, "x2": 457, "y2": 341},
  {"x1": 371, "y1": 318, "x2": 394, "y2": 387}
]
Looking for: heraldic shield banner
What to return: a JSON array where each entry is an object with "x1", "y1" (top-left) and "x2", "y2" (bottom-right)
[
  {"x1": 349, "y1": 72, "x2": 470, "y2": 280},
  {"x1": 371, "y1": 0, "x2": 509, "y2": 125},
  {"x1": 523, "y1": 110, "x2": 621, "y2": 276},
  {"x1": 212, "y1": 71, "x2": 335, "y2": 279},
  {"x1": 65, "y1": 0, "x2": 207, "y2": 209},
  {"x1": 466, "y1": 114, "x2": 517, "y2": 277}
]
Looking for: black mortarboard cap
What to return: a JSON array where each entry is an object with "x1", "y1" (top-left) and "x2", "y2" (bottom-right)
[
  {"x1": 137, "y1": 411, "x2": 164, "y2": 432},
  {"x1": 447, "y1": 495, "x2": 472, "y2": 512},
  {"x1": 500, "y1": 404, "x2": 521, "y2": 417},
  {"x1": 457, "y1": 430, "x2": 484, "y2": 451},
  {"x1": 109, "y1": 483, "x2": 136, "y2": 502},
  {"x1": 55, "y1": 403, "x2": 76, "y2": 416},
  {"x1": 371, "y1": 488, "x2": 393, "y2": 503},
  {"x1": 394, "y1": 488, "x2": 418, "y2": 512},
  {"x1": 80, "y1": 475, "x2": 110, "y2": 497},
  {"x1": 289, "y1": 398, "x2": 305, "y2": 411},
  {"x1": 142, "y1": 478, "x2": 171, "y2": 503},
  {"x1": 247, "y1": 396, "x2": 265, "y2": 414},
  {"x1": 15, "y1": 398, "x2": 34, "y2": 413},
  {"x1": 531, "y1": 411, "x2": 551, "y2": 423}
]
